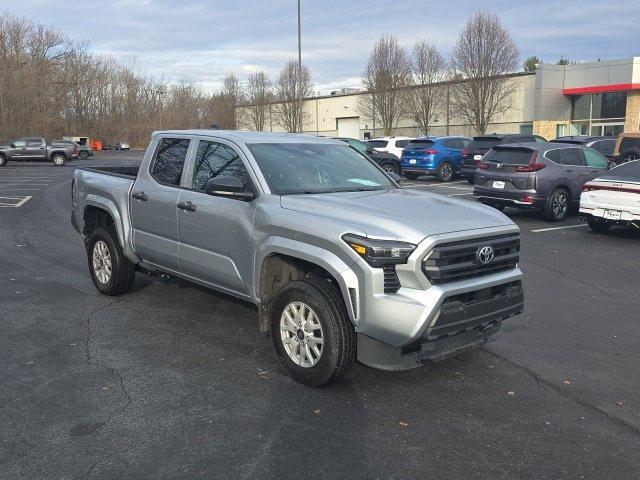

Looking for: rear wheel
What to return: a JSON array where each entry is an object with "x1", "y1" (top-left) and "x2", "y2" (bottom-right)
[
  {"x1": 466, "y1": 175, "x2": 474, "y2": 184},
  {"x1": 404, "y1": 172, "x2": 420, "y2": 180},
  {"x1": 437, "y1": 162, "x2": 454, "y2": 182},
  {"x1": 271, "y1": 277, "x2": 356, "y2": 387},
  {"x1": 543, "y1": 188, "x2": 570, "y2": 221},
  {"x1": 52, "y1": 153, "x2": 66, "y2": 166},
  {"x1": 87, "y1": 227, "x2": 136, "y2": 295},
  {"x1": 79, "y1": 151, "x2": 89, "y2": 160},
  {"x1": 380, "y1": 162, "x2": 398, "y2": 175},
  {"x1": 0, "y1": 154, "x2": 6, "y2": 167},
  {"x1": 587, "y1": 216, "x2": 612, "y2": 233}
]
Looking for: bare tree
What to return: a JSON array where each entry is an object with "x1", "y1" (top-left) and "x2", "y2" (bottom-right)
[
  {"x1": 274, "y1": 60, "x2": 312, "y2": 133},
  {"x1": 450, "y1": 12, "x2": 520, "y2": 134},
  {"x1": 218, "y1": 73, "x2": 244, "y2": 129},
  {"x1": 358, "y1": 36, "x2": 411, "y2": 136},
  {"x1": 406, "y1": 41, "x2": 447, "y2": 135},
  {"x1": 243, "y1": 71, "x2": 272, "y2": 131}
]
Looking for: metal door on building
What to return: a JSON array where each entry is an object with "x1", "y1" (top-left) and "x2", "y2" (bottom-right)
[{"x1": 337, "y1": 117, "x2": 360, "y2": 139}]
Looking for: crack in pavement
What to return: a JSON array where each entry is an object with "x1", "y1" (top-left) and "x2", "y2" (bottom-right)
[{"x1": 486, "y1": 349, "x2": 640, "y2": 438}]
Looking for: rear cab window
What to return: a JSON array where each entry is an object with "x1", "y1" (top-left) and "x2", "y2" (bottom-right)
[
  {"x1": 547, "y1": 148, "x2": 585, "y2": 166},
  {"x1": 620, "y1": 137, "x2": 640, "y2": 151},
  {"x1": 367, "y1": 140, "x2": 388, "y2": 149},
  {"x1": 150, "y1": 138, "x2": 191, "y2": 185},
  {"x1": 483, "y1": 147, "x2": 534, "y2": 165}
]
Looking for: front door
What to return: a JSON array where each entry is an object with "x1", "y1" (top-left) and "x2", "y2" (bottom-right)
[
  {"x1": 131, "y1": 137, "x2": 191, "y2": 272},
  {"x1": 177, "y1": 139, "x2": 256, "y2": 296}
]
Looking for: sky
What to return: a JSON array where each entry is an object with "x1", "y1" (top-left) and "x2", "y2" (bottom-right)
[{"x1": 2, "y1": 0, "x2": 639, "y2": 94}]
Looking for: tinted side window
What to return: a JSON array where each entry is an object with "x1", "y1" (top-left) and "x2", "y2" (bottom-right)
[
  {"x1": 151, "y1": 138, "x2": 190, "y2": 185},
  {"x1": 558, "y1": 148, "x2": 585, "y2": 166},
  {"x1": 620, "y1": 138, "x2": 640, "y2": 150},
  {"x1": 12, "y1": 139, "x2": 26, "y2": 147},
  {"x1": 534, "y1": 136, "x2": 547, "y2": 143},
  {"x1": 584, "y1": 148, "x2": 608, "y2": 168},
  {"x1": 192, "y1": 141, "x2": 249, "y2": 191},
  {"x1": 596, "y1": 139, "x2": 615, "y2": 156},
  {"x1": 27, "y1": 140, "x2": 42, "y2": 147}
]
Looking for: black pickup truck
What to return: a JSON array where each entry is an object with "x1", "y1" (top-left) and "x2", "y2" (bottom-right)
[{"x1": 0, "y1": 137, "x2": 78, "y2": 167}]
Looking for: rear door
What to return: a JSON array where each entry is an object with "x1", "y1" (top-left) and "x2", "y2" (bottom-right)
[
  {"x1": 176, "y1": 138, "x2": 256, "y2": 296},
  {"x1": 131, "y1": 137, "x2": 192, "y2": 272},
  {"x1": 556, "y1": 148, "x2": 590, "y2": 201},
  {"x1": 25, "y1": 138, "x2": 46, "y2": 159}
]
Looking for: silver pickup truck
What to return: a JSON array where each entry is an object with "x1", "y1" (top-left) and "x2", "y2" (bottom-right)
[
  {"x1": 71, "y1": 130, "x2": 524, "y2": 386},
  {"x1": 0, "y1": 136, "x2": 78, "y2": 166}
]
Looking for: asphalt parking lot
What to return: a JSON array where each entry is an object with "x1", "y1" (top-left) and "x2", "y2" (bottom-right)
[{"x1": 2, "y1": 152, "x2": 639, "y2": 479}]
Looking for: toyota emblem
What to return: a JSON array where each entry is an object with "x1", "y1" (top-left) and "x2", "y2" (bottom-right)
[{"x1": 476, "y1": 245, "x2": 495, "y2": 264}]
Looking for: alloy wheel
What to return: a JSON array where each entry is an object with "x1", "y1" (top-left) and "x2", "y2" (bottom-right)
[
  {"x1": 92, "y1": 240, "x2": 112, "y2": 284},
  {"x1": 280, "y1": 301, "x2": 324, "y2": 368},
  {"x1": 552, "y1": 192, "x2": 568, "y2": 218}
]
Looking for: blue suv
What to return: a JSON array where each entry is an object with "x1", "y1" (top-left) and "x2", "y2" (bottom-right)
[{"x1": 401, "y1": 136, "x2": 471, "y2": 182}]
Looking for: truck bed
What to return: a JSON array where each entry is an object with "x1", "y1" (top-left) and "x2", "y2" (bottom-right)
[{"x1": 78, "y1": 165, "x2": 140, "y2": 179}]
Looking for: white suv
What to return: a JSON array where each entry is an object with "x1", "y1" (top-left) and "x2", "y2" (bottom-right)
[{"x1": 367, "y1": 136, "x2": 413, "y2": 159}]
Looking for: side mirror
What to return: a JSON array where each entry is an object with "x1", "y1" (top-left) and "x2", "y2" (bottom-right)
[
  {"x1": 204, "y1": 176, "x2": 255, "y2": 200},
  {"x1": 10, "y1": 143, "x2": 15, "y2": 148}
]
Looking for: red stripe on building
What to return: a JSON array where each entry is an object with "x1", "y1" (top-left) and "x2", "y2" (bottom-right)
[{"x1": 563, "y1": 83, "x2": 640, "y2": 95}]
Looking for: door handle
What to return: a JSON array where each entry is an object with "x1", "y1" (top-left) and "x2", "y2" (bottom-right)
[
  {"x1": 131, "y1": 191, "x2": 148, "y2": 201},
  {"x1": 177, "y1": 201, "x2": 196, "y2": 212},
  {"x1": 564, "y1": 168, "x2": 573, "y2": 172}
]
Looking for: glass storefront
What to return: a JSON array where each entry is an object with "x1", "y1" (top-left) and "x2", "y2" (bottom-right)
[{"x1": 570, "y1": 92, "x2": 626, "y2": 137}]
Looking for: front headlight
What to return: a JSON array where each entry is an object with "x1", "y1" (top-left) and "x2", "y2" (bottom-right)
[{"x1": 342, "y1": 234, "x2": 416, "y2": 268}]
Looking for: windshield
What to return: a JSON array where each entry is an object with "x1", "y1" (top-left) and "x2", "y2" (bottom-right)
[
  {"x1": 247, "y1": 143, "x2": 396, "y2": 195},
  {"x1": 366, "y1": 140, "x2": 388, "y2": 148},
  {"x1": 483, "y1": 148, "x2": 534, "y2": 165}
]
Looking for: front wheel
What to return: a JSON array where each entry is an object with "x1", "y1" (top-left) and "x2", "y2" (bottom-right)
[
  {"x1": 587, "y1": 216, "x2": 612, "y2": 233},
  {"x1": 87, "y1": 227, "x2": 136, "y2": 295},
  {"x1": 437, "y1": 162, "x2": 454, "y2": 182},
  {"x1": 52, "y1": 153, "x2": 66, "y2": 166},
  {"x1": 271, "y1": 278, "x2": 356, "y2": 387}
]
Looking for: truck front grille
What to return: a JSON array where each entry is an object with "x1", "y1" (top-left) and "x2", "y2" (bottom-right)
[
  {"x1": 422, "y1": 233, "x2": 520, "y2": 285},
  {"x1": 383, "y1": 265, "x2": 401, "y2": 294}
]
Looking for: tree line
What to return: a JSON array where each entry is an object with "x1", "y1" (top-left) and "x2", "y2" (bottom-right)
[{"x1": 1, "y1": 11, "x2": 533, "y2": 145}]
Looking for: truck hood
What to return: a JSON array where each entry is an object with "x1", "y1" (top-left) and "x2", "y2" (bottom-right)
[{"x1": 280, "y1": 188, "x2": 515, "y2": 244}]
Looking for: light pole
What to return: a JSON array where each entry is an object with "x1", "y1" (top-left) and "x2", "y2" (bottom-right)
[{"x1": 297, "y1": 0, "x2": 302, "y2": 133}]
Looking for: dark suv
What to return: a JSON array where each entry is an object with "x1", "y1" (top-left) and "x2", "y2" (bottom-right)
[
  {"x1": 461, "y1": 134, "x2": 547, "y2": 183},
  {"x1": 473, "y1": 143, "x2": 609, "y2": 221},
  {"x1": 334, "y1": 137, "x2": 402, "y2": 174},
  {"x1": 552, "y1": 136, "x2": 616, "y2": 161}
]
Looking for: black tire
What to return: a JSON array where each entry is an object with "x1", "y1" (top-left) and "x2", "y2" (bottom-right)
[
  {"x1": 51, "y1": 153, "x2": 66, "y2": 166},
  {"x1": 404, "y1": 172, "x2": 420, "y2": 180},
  {"x1": 543, "y1": 188, "x2": 570, "y2": 221},
  {"x1": 0, "y1": 154, "x2": 6, "y2": 167},
  {"x1": 587, "y1": 216, "x2": 612, "y2": 233},
  {"x1": 79, "y1": 151, "x2": 89, "y2": 160},
  {"x1": 437, "y1": 161, "x2": 454, "y2": 182},
  {"x1": 87, "y1": 227, "x2": 136, "y2": 296},
  {"x1": 466, "y1": 175, "x2": 474, "y2": 184},
  {"x1": 270, "y1": 277, "x2": 356, "y2": 387},
  {"x1": 380, "y1": 162, "x2": 398, "y2": 175}
]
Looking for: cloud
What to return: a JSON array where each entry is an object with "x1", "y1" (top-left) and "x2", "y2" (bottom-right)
[{"x1": 1, "y1": 0, "x2": 638, "y2": 93}]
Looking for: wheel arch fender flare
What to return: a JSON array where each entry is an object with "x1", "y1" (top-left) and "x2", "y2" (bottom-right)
[
  {"x1": 255, "y1": 237, "x2": 360, "y2": 328},
  {"x1": 82, "y1": 195, "x2": 138, "y2": 263}
]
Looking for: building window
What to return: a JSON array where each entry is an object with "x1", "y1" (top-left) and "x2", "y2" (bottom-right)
[
  {"x1": 556, "y1": 124, "x2": 566, "y2": 137},
  {"x1": 571, "y1": 92, "x2": 627, "y2": 121}
]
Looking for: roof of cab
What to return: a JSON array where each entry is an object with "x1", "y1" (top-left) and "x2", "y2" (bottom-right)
[{"x1": 151, "y1": 129, "x2": 343, "y2": 145}]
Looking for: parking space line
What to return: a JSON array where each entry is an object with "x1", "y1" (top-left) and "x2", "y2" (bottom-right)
[
  {"x1": 450, "y1": 193, "x2": 474, "y2": 196},
  {"x1": 0, "y1": 195, "x2": 32, "y2": 207},
  {"x1": 531, "y1": 224, "x2": 588, "y2": 233}
]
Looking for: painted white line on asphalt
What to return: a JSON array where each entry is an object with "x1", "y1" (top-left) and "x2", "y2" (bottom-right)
[
  {"x1": 450, "y1": 192, "x2": 474, "y2": 196},
  {"x1": 531, "y1": 224, "x2": 588, "y2": 233},
  {"x1": 0, "y1": 189, "x2": 42, "y2": 191},
  {"x1": 14, "y1": 195, "x2": 32, "y2": 207},
  {"x1": 0, "y1": 195, "x2": 32, "y2": 207}
]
